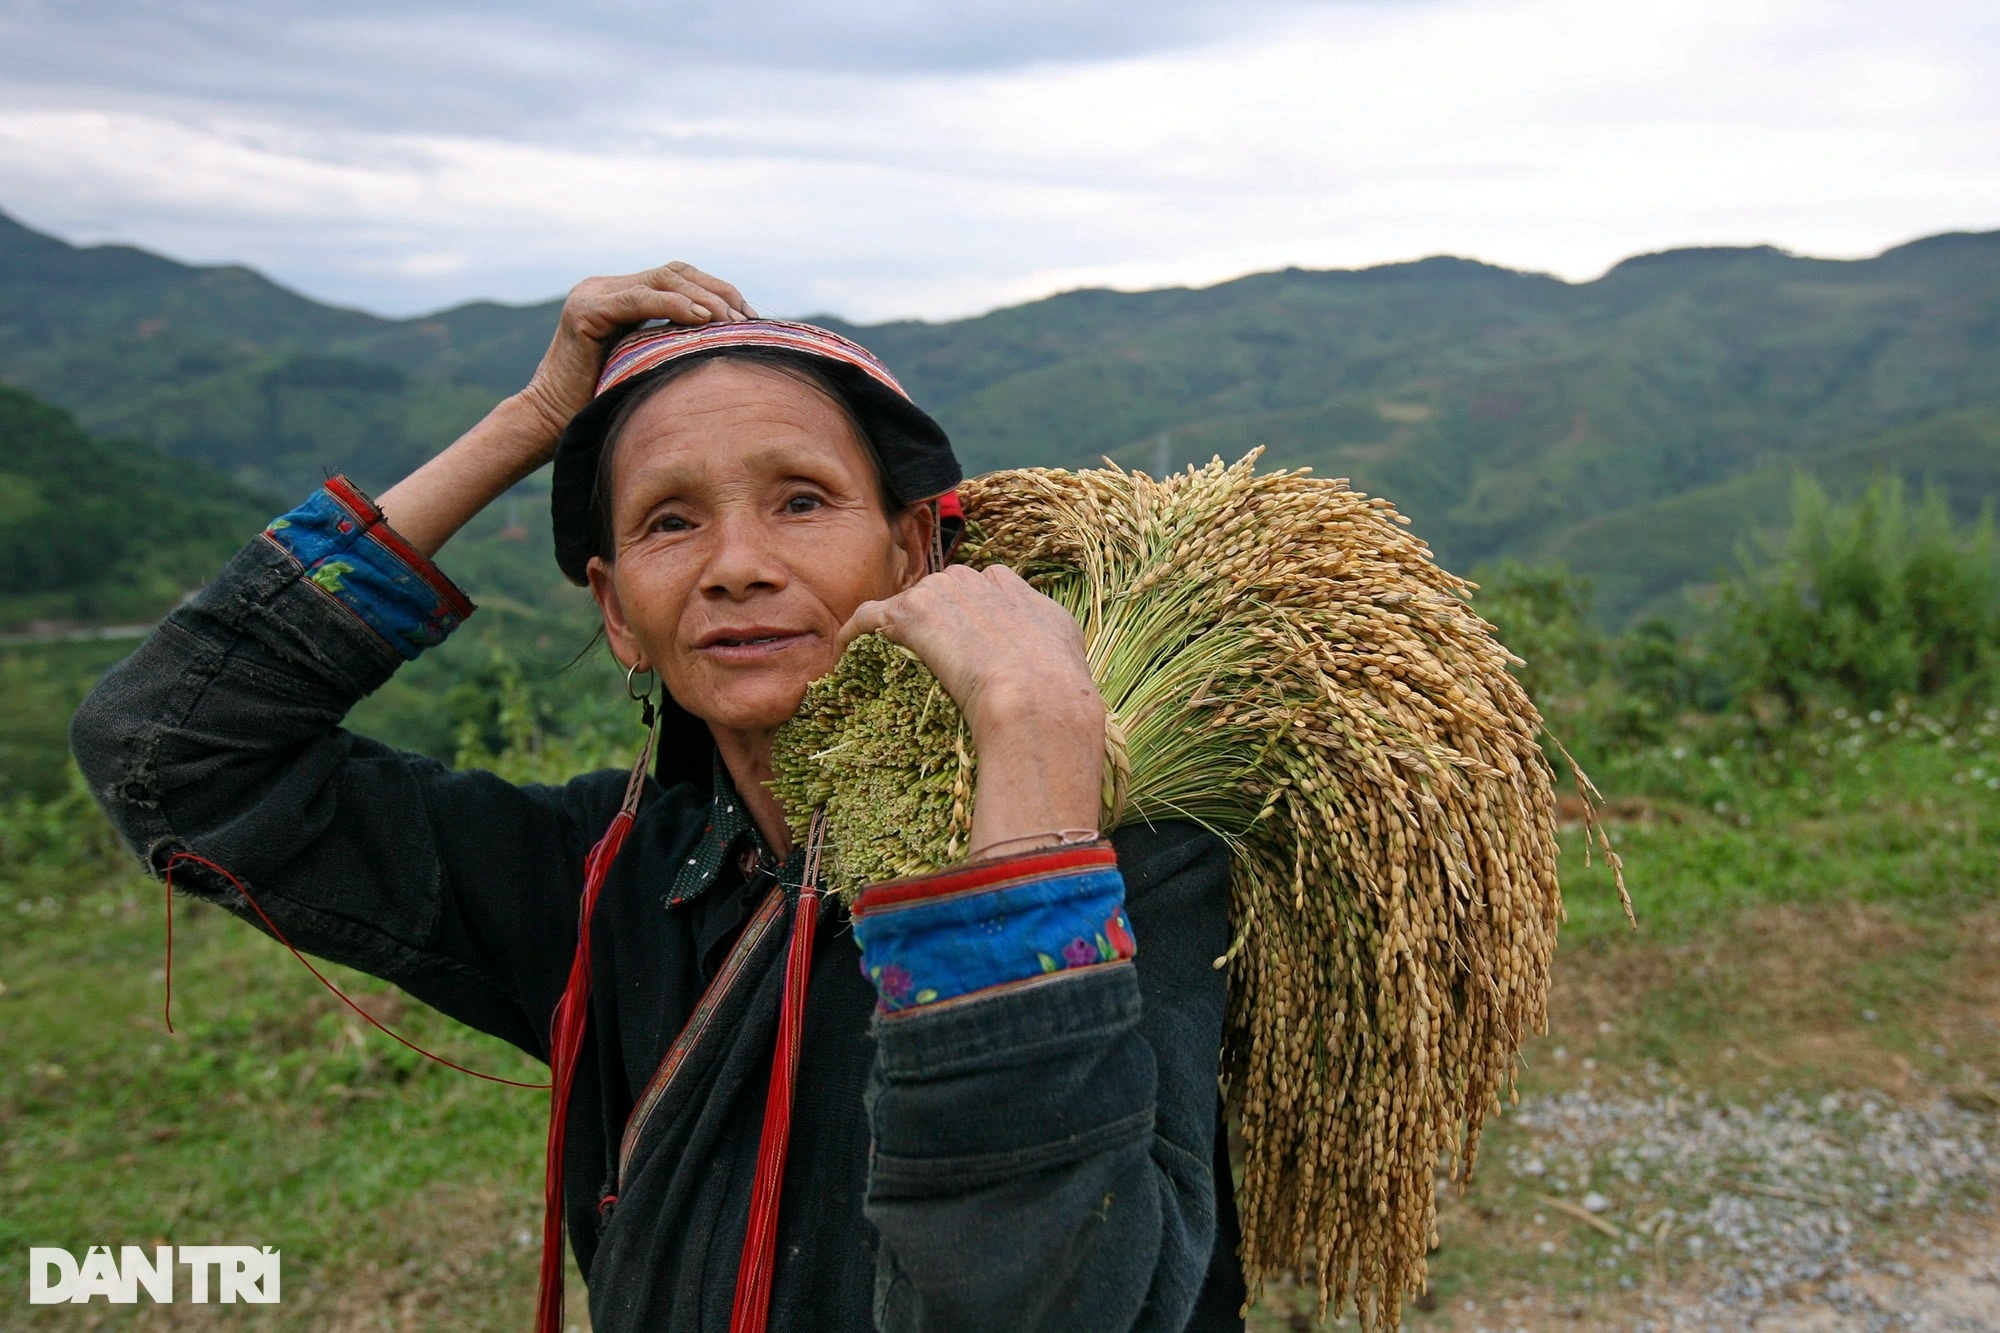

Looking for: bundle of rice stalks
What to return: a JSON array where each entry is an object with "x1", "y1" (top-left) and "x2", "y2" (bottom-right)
[{"x1": 769, "y1": 450, "x2": 1628, "y2": 1327}]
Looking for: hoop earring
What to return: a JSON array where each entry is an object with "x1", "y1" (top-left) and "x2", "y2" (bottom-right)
[{"x1": 625, "y1": 661, "x2": 657, "y2": 727}]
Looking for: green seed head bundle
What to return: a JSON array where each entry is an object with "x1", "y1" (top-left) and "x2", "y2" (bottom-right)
[{"x1": 769, "y1": 451, "x2": 1627, "y2": 1328}]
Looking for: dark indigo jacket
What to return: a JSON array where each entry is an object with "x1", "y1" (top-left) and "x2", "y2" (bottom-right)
[{"x1": 69, "y1": 522, "x2": 1247, "y2": 1331}]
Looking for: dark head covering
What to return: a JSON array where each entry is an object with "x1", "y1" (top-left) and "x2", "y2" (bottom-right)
[
  {"x1": 550, "y1": 317, "x2": 964, "y2": 790},
  {"x1": 551, "y1": 318, "x2": 961, "y2": 586}
]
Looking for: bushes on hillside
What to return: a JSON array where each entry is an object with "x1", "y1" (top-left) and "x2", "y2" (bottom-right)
[
  {"x1": 1719, "y1": 476, "x2": 1999, "y2": 714},
  {"x1": 1471, "y1": 562, "x2": 1716, "y2": 752},
  {"x1": 446, "y1": 645, "x2": 627, "y2": 785},
  {"x1": 1474, "y1": 473, "x2": 2000, "y2": 755},
  {"x1": 0, "y1": 386, "x2": 274, "y2": 628}
]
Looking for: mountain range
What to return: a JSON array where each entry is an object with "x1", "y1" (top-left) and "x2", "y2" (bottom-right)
[{"x1": 2, "y1": 206, "x2": 1995, "y2": 628}]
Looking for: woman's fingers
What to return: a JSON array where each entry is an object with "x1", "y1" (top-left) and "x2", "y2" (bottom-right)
[
  {"x1": 836, "y1": 596, "x2": 893, "y2": 652},
  {"x1": 640, "y1": 262, "x2": 755, "y2": 320},
  {"x1": 842, "y1": 566, "x2": 1039, "y2": 646},
  {"x1": 836, "y1": 574, "x2": 953, "y2": 654},
  {"x1": 515, "y1": 260, "x2": 758, "y2": 446},
  {"x1": 593, "y1": 281, "x2": 718, "y2": 331},
  {"x1": 563, "y1": 263, "x2": 758, "y2": 342}
]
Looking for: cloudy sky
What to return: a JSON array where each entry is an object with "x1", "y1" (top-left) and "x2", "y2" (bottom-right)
[{"x1": 2, "y1": 0, "x2": 1995, "y2": 323}]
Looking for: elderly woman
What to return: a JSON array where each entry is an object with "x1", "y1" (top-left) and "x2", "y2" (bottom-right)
[{"x1": 71, "y1": 264, "x2": 1241, "y2": 1331}]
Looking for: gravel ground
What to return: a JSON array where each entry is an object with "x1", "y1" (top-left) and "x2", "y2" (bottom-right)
[
  {"x1": 1480, "y1": 1070, "x2": 2000, "y2": 1332},
  {"x1": 1745, "y1": 1236, "x2": 2000, "y2": 1332}
]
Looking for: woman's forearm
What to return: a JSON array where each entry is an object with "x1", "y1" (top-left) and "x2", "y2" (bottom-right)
[
  {"x1": 374, "y1": 392, "x2": 561, "y2": 560},
  {"x1": 860, "y1": 823, "x2": 1234, "y2": 1331},
  {"x1": 966, "y1": 686, "x2": 1106, "y2": 859}
]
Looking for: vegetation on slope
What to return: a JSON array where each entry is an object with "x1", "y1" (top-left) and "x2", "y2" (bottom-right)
[{"x1": 0, "y1": 387, "x2": 274, "y2": 630}]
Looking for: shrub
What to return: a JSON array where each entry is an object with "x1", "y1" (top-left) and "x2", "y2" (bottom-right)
[{"x1": 1716, "y1": 475, "x2": 2000, "y2": 715}]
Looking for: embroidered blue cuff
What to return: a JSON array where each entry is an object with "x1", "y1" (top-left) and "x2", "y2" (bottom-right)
[
  {"x1": 849, "y1": 843, "x2": 1136, "y2": 1017},
  {"x1": 261, "y1": 476, "x2": 474, "y2": 660}
]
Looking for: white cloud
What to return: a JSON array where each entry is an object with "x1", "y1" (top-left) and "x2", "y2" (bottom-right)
[{"x1": 1, "y1": 0, "x2": 1994, "y2": 322}]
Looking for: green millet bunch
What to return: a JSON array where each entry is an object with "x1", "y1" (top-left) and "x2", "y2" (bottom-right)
[
  {"x1": 767, "y1": 451, "x2": 1629, "y2": 1329},
  {"x1": 772, "y1": 632, "x2": 979, "y2": 887}
]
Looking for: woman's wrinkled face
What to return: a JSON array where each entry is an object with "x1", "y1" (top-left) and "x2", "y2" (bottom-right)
[{"x1": 586, "y1": 360, "x2": 930, "y2": 736}]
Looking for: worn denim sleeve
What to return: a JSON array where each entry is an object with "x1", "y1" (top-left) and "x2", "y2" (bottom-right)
[
  {"x1": 859, "y1": 822, "x2": 1233, "y2": 1332},
  {"x1": 69, "y1": 482, "x2": 622, "y2": 1061}
]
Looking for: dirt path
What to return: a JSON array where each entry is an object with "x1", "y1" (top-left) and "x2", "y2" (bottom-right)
[
  {"x1": 1429, "y1": 1214, "x2": 2000, "y2": 1332},
  {"x1": 1740, "y1": 1215, "x2": 2000, "y2": 1332},
  {"x1": 1418, "y1": 1083, "x2": 2000, "y2": 1333}
]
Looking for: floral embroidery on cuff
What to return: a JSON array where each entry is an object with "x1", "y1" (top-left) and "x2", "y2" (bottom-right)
[
  {"x1": 851, "y1": 845, "x2": 1134, "y2": 1016},
  {"x1": 262, "y1": 475, "x2": 474, "y2": 659}
]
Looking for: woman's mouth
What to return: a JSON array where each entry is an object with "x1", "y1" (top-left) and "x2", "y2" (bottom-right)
[{"x1": 695, "y1": 629, "x2": 813, "y2": 662}]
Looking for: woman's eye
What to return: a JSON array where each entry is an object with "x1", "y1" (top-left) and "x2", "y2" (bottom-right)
[
  {"x1": 783, "y1": 494, "x2": 823, "y2": 514},
  {"x1": 649, "y1": 513, "x2": 690, "y2": 533}
]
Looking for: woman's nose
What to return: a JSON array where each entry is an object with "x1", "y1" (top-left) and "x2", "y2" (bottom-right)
[{"x1": 700, "y1": 510, "x2": 788, "y2": 598}]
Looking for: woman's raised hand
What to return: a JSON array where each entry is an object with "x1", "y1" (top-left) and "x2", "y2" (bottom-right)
[{"x1": 516, "y1": 263, "x2": 756, "y2": 448}]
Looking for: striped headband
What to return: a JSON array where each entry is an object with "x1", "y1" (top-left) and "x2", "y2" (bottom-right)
[{"x1": 596, "y1": 319, "x2": 916, "y2": 402}]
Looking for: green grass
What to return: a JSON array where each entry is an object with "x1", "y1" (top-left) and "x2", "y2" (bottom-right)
[
  {"x1": 0, "y1": 634, "x2": 600, "y2": 1329},
  {"x1": 1560, "y1": 701, "x2": 2000, "y2": 936},
  {"x1": 0, "y1": 874, "x2": 586, "y2": 1329},
  {"x1": 0, "y1": 639, "x2": 145, "y2": 801}
]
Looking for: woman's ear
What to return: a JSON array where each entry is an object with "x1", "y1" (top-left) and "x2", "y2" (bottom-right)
[
  {"x1": 586, "y1": 555, "x2": 646, "y2": 671},
  {"x1": 890, "y1": 501, "x2": 938, "y2": 590}
]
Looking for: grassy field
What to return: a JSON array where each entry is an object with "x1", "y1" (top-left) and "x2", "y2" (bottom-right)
[
  {"x1": 0, "y1": 640, "x2": 145, "y2": 802},
  {"x1": 4, "y1": 671, "x2": 1997, "y2": 1327},
  {"x1": 1, "y1": 843, "x2": 588, "y2": 1327}
]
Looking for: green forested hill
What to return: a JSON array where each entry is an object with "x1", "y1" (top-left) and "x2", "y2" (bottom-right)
[
  {"x1": 3, "y1": 207, "x2": 1995, "y2": 624},
  {"x1": 0, "y1": 210, "x2": 528, "y2": 498},
  {"x1": 0, "y1": 387, "x2": 275, "y2": 628}
]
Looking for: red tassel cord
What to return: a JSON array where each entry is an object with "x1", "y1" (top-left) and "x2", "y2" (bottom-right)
[
  {"x1": 729, "y1": 808, "x2": 830, "y2": 1333},
  {"x1": 536, "y1": 706, "x2": 660, "y2": 1333},
  {"x1": 162, "y1": 850, "x2": 549, "y2": 1090},
  {"x1": 159, "y1": 686, "x2": 824, "y2": 1333}
]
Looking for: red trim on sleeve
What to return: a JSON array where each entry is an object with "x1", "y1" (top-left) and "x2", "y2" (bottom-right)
[
  {"x1": 323, "y1": 474, "x2": 476, "y2": 620},
  {"x1": 852, "y1": 842, "x2": 1116, "y2": 916}
]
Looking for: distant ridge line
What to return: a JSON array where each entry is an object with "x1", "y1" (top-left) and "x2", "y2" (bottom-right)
[{"x1": 1, "y1": 201, "x2": 1993, "y2": 326}]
